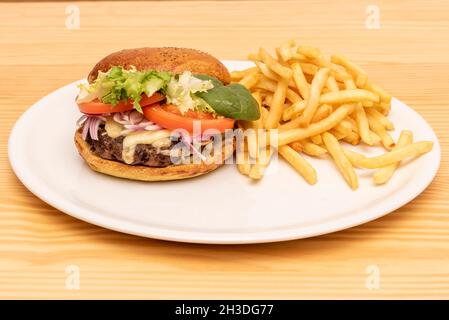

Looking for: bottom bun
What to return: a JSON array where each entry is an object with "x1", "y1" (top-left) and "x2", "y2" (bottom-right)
[{"x1": 74, "y1": 130, "x2": 234, "y2": 182}]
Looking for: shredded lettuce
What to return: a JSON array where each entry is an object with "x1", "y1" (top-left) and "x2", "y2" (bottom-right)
[
  {"x1": 78, "y1": 67, "x2": 261, "y2": 118},
  {"x1": 77, "y1": 66, "x2": 171, "y2": 112},
  {"x1": 165, "y1": 71, "x2": 215, "y2": 114}
]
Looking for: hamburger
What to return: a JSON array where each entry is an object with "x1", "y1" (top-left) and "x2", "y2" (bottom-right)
[{"x1": 75, "y1": 47, "x2": 260, "y2": 181}]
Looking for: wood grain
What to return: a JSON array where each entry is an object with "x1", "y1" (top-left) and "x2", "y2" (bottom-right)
[{"x1": 1, "y1": 0, "x2": 449, "y2": 299}]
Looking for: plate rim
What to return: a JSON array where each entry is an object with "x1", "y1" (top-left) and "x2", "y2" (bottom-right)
[{"x1": 8, "y1": 61, "x2": 442, "y2": 244}]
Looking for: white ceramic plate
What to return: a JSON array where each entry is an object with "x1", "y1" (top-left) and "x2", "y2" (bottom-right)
[{"x1": 8, "y1": 60, "x2": 441, "y2": 244}]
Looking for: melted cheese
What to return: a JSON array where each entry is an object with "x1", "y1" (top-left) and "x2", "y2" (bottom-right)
[
  {"x1": 105, "y1": 117, "x2": 124, "y2": 138},
  {"x1": 152, "y1": 137, "x2": 172, "y2": 149},
  {"x1": 122, "y1": 130, "x2": 172, "y2": 164}
]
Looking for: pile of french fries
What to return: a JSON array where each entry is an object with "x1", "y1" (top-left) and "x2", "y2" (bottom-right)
[{"x1": 233, "y1": 40, "x2": 433, "y2": 190}]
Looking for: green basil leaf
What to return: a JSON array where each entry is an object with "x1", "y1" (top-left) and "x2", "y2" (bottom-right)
[{"x1": 196, "y1": 83, "x2": 260, "y2": 120}]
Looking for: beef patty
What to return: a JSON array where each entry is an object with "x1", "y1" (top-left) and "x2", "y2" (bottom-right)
[{"x1": 86, "y1": 125, "x2": 176, "y2": 167}]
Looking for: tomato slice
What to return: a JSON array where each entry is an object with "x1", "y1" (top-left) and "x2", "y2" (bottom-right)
[
  {"x1": 77, "y1": 92, "x2": 165, "y2": 114},
  {"x1": 143, "y1": 104, "x2": 235, "y2": 133}
]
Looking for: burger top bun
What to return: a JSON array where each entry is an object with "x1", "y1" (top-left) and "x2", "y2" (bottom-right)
[{"x1": 87, "y1": 47, "x2": 231, "y2": 84}]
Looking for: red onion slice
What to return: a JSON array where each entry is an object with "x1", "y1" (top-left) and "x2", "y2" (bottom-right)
[
  {"x1": 112, "y1": 110, "x2": 161, "y2": 134},
  {"x1": 89, "y1": 118, "x2": 98, "y2": 140},
  {"x1": 81, "y1": 119, "x2": 90, "y2": 140},
  {"x1": 144, "y1": 124, "x2": 162, "y2": 131},
  {"x1": 79, "y1": 115, "x2": 105, "y2": 141}
]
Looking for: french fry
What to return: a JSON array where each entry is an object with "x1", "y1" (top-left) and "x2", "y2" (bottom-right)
[
  {"x1": 334, "y1": 121, "x2": 352, "y2": 137},
  {"x1": 311, "y1": 104, "x2": 333, "y2": 123},
  {"x1": 279, "y1": 145, "x2": 317, "y2": 184},
  {"x1": 264, "y1": 78, "x2": 289, "y2": 129},
  {"x1": 277, "y1": 103, "x2": 355, "y2": 145},
  {"x1": 291, "y1": 62, "x2": 310, "y2": 99},
  {"x1": 258, "y1": 146, "x2": 274, "y2": 166},
  {"x1": 330, "y1": 129, "x2": 346, "y2": 140},
  {"x1": 354, "y1": 104, "x2": 375, "y2": 145},
  {"x1": 263, "y1": 93, "x2": 274, "y2": 106},
  {"x1": 299, "y1": 140, "x2": 327, "y2": 156},
  {"x1": 300, "y1": 55, "x2": 344, "y2": 73},
  {"x1": 237, "y1": 150, "x2": 251, "y2": 176},
  {"x1": 320, "y1": 59, "x2": 348, "y2": 76},
  {"x1": 246, "y1": 129, "x2": 259, "y2": 159},
  {"x1": 343, "y1": 141, "x2": 433, "y2": 169},
  {"x1": 299, "y1": 62, "x2": 319, "y2": 75},
  {"x1": 373, "y1": 102, "x2": 392, "y2": 115},
  {"x1": 310, "y1": 134, "x2": 323, "y2": 145},
  {"x1": 367, "y1": 113, "x2": 395, "y2": 149},
  {"x1": 279, "y1": 103, "x2": 332, "y2": 131},
  {"x1": 370, "y1": 131, "x2": 381, "y2": 145},
  {"x1": 289, "y1": 141, "x2": 303, "y2": 152},
  {"x1": 304, "y1": 56, "x2": 352, "y2": 82},
  {"x1": 326, "y1": 75, "x2": 339, "y2": 92},
  {"x1": 282, "y1": 100, "x2": 307, "y2": 121},
  {"x1": 259, "y1": 47, "x2": 293, "y2": 80},
  {"x1": 329, "y1": 69, "x2": 352, "y2": 82},
  {"x1": 230, "y1": 67, "x2": 258, "y2": 81},
  {"x1": 346, "y1": 116, "x2": 358, "y2": 133},
  {"x1": 343, "y1": 78, "x2": 356, "y2": 90},
  {"x1": 342, "y1": 149, "x2": 364, "y2": 168},
  {"x1": 373, "y1": 131, "x2": 413, "y2": 184},
  {"x1": 366, "y1": 108, "x2": 394, "y2": 131},
  {"x1": 297, "y1": 45, "x2": 321, "y2": 59},
  {"x1": 255, "y1": 62, "x2": 296, "y2": 88},
  {"x1": 321, "y1": 87, "x2": 331, "y2": 94},
  {"x1": 247, "y1": 53, "x2": 261, "y2": 61},
  {"x1": 343, "y1": 79, "x2": 375, "y2": 132},
  {"x1": 260, "y1": 105, "x2": 269, "y2": 125},
  {"x1": 239, "y1": 72, "x2": 261, "y2": 90},
  {"x1": 365, "y1": 81, "x2": 391, "y2": 103},
  {"x1": 343, "y1": 131, "x2": 361, "y2": 145},
  {"x1": 331, "y1": 54, "x2": 368, "y2": 87},
  {"x1": 321, "y1": 52, "x2": 332, "y2": 62},
  {"x1": 278, "y1": 39, "x2": 296, "y2": 62},
  {"x1": 286, "y1": 88, "x2": 302, "y2": 103},
  {"x1": 248, "y1": 164, "x2": 264, "y2": 180},
  {"x1": 234, "y1": 40, "x2": 431, "y2": 189},
  {"x1": 319, "y1": 89, "x2": 379, "y2": 105},
  {"x1": 322, "y1": 132, "x2": 358, "y2": 190},
  {"x1": 291, "y1": 52, "x2": 308, "y2": 61},
  {"x1": 255, "y1": 61, "x2": 278, "y2": 81},
  {"x1": 299, "y1": 68, "x2": 330, "y2": 126},
  {"x1": 275, "y1": 47, "x2": 287, "y2": 63},
  {"x1": 256, "y1": 78, "x2": 301, "y2": 103},
  {"x1": 257, "y1": 89, "x2": 271, "y2": 99},
  {"x1": 249, "y1": 147, "x2": 274, "y2": 180}
]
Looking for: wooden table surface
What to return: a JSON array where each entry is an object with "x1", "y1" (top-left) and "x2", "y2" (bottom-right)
[{"x1": 1, "y1": 0, "x2": 449, "y2": 299}]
